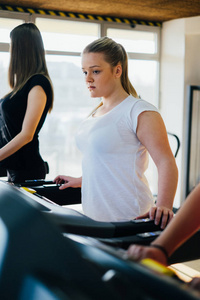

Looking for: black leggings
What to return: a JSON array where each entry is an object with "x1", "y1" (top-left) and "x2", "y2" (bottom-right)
[{"x1": 7, "y1": 162, "x2": 47, "y2": 183}]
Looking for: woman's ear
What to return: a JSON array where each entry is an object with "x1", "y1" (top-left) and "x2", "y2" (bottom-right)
[{"x1": 115, "y1": 64, "x2": 122, "y2": 78}]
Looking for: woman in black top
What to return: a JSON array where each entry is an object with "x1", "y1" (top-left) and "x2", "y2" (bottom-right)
[{"x1": 0, "y1": 23, "x2": 54, "y2": 183}]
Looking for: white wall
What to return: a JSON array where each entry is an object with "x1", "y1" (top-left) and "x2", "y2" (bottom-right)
[{"x1": 160, "y1": 16, "x2": 200, "y2": 207}]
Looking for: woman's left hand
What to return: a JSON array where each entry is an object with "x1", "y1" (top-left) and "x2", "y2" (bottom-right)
[
  {"x1": 135, "y1": 206, "x2": 174, "y2": 229},
  {"x1": 127, "y1": 244, "x2": 168, "y2": 265}
]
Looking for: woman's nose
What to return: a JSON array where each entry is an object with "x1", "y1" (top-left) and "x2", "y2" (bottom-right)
[{"x1": 85, "y1": 73, "x2": 93, "y2": 82}]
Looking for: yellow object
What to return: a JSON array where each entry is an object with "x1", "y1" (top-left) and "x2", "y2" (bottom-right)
[
  {"x1": 20, "y1": 187, "x2": 37, "y2": 194},
  {"x1": 141, "y1": 258, "x2": 176, "y2": 277}
]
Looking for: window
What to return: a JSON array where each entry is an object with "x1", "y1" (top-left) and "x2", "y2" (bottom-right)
[
  {"x1": 35, "y1": 17, "x2": 100, "y2": 177},
  {"x1": 40, "y1": 54, "x2": 99, "y2": 176},
  {"x1": 106, "y1": 26, "x2": 160, "y2": 107},
  {"x1": 107, "y1": 28, "x2": 157, "y2": 54},
  {"x1": 0, "y1": 52, "x2": 9, "y2": 97},
  {"x1": 0, "y1": 17, "x2": 24, "y2": 43},
  {"x1": 36, "y1": 18, "x2": 99, "y2": 52},
  {"x1": 0, "y1": 17, "x2": 24, "y2": 96}
]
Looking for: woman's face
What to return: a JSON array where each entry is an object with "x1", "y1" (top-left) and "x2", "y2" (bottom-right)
[{"x1": 82, "y1": 52, "x2": 118, "y2": 99}]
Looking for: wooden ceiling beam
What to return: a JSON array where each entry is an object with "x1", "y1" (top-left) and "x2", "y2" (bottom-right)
[{"x1": 0, "y1": 0, "x2": 200, "y2": 22}]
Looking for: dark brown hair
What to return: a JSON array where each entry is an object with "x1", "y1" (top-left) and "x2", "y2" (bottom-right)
[{"x1": 8, "y1": 22, "x2": 54, "y2": 112}]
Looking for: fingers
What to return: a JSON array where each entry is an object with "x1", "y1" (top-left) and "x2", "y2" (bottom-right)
[
  {"x1": 149, "y1": 206, "x2": 174, "y2": 229},
  {"x1": 167, "y1": 210, "x2": 174, "y2": 223},
  {"x1": 59, "y1": 182, "x2": 70, "y2": 190},
  {"x1": 154, "y1": 207, "x2": 164, "y2": 226},
  {"x1": 54, "y1": 176, "x2": 81, "y2": 189},
  {"x1": 55, "y1": 176, "x2": 73, "y2": 190},
  {"x1": 127, "y1": 244, "x2": 168, "y2": 266},
  {"x1": 149, "y1": 206, "x2": 157, "y2": 220},
  {"x1": 136, "y1": 207, "x2": 174, "y2": 229},
  {"x1": 54, "y1": 175, "x2": 64, "y2": 184},
  {"x1": 127, "y1": 245, "x2": 158, "y2": 262},
  {"x1": 135, "y1": 212, "x2": 149, "y2": 220},
  {"x1": 159, "y1": 208, "x2": 174, "y2": 229},
  {"x1": 54, "y1": 175, "x2": 68, "y2": 185},
  {"x1": 127, "y1": 245, "x2": 145, "y2": 261},
  {"x1": 53, "y1": 176, "x2": 70, "y2": 189}
]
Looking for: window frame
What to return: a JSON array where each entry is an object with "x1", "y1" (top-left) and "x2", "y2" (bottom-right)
[
  {"x1": 0, "y1": 11, "x2": 31, "y2": 52},
  {"x1": 0, "y1": 11, "x2": 160, "y2": 71},
  {"x1": 31, "y1": 13, "x2": 102, "y2": 57}
]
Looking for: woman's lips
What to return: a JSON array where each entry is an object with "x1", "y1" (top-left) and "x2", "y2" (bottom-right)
[{"x1": 88, "y1": 86, "x2": 95, "y2": 91}]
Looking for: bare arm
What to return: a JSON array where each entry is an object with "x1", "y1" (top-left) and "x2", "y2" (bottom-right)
[
  {"x1": 151, "y1": 183, "x2": 200, "y2": 256},
  {"x1": 136, "y1": 111, "x2": 178, "y2": 228},
  {"x1": 0, "y1": 86, "x2": 46, "y2": 160},
  {"x1": 127, "y1": 183, "x2": 200, "y2": 264}
]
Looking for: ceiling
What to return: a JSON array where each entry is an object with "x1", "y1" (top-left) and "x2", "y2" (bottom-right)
[{"x1": 0, "y1": 0, "x2": 200, "y2": 23}]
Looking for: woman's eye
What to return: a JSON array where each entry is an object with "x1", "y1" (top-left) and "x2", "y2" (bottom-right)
[{"x1": 93, "y1": 70, "x2": 100, "y2": 74}]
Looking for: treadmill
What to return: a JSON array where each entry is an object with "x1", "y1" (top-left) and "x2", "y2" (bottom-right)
[
  {"x1": 5, "y1": 180, "x2": 200, "y2": 264},
  {"x1": 0, "y1": 185, "x2": 199, "y2": 300},
  {"x1": 5, "y1": 180, "x2": 162, "y2": 239},
  {"x1": 15, "y1": 179, "x2": 82, "y2": 205}
]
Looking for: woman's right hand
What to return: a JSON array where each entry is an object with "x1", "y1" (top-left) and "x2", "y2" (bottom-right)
[{"x1": 53, "y1": 175, "x2": 82, "y2": 189}]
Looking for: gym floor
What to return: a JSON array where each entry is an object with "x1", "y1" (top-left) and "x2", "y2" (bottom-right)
[{"x1": 171, "y1": 260, "x2": 200, "y2": 282}]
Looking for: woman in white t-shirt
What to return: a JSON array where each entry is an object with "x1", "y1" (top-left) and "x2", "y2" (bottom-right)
[{"x1": 54, "y1": 37, "x2": 178, "y2": 229}]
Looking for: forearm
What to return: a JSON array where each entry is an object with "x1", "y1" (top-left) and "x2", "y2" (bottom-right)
[
  {"x1": 156, "y1": 156, "x2": 178, "y2": 209},
  {"x1": 0, "y1": 132, "x2": 32, "y2": 161},
  {"x1": 152, "y1": 184, "x2": 200, "y2": 257}
]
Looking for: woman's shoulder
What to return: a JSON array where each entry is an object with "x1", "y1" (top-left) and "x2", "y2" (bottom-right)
[
  {"x1": 125, "y1": 95, "x2": 159, "y2": 133},
  {"x1": 27, "y1": 74, "x2": 51, "y2": 88},
  {"x1": 127, "y1": 95, "x2": 158, "y2": 112},
  {"x1": 25, "y1": 74, "x2": 53, "y2": 98}
]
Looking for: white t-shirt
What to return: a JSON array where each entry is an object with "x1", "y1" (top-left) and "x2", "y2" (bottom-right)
[{"x1": 76, "y1": 95, "x2": 159, "y2": 222}]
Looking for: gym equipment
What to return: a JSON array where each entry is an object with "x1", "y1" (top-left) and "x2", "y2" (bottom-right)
[
  {"x1": 17, "y1": 180, "x2": 200, "y2": 264},
  {"x1": 8, "y1": 181, "x2": 162, "y2": 238},
  {"x1": 6, "y1": 181, "x2": 200, "y2": 264},
  {"x1": 0, "y1": 181, "x2": 117, "y2": 299},
  {"x1": 15, "y1": 179, "x2": 82, "y2": 205},
  {"x1": 0, "y1": 182, "x2": 198, "y2": 300}
]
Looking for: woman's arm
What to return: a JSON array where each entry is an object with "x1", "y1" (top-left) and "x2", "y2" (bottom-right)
[
  {"x1": 0, "y1": 85, "x2": 46, "y2": 160},
  {"x1": 127, "y1": 183, "x2": 200, "y2": 265},
  {"x1": 136, "y1": 111, "x2": 178, "y2": 229}
]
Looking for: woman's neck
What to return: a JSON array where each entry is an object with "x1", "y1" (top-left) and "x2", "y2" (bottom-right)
[{"x1": 95, "y1": 89, "x2": 129, "y2": 117}]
